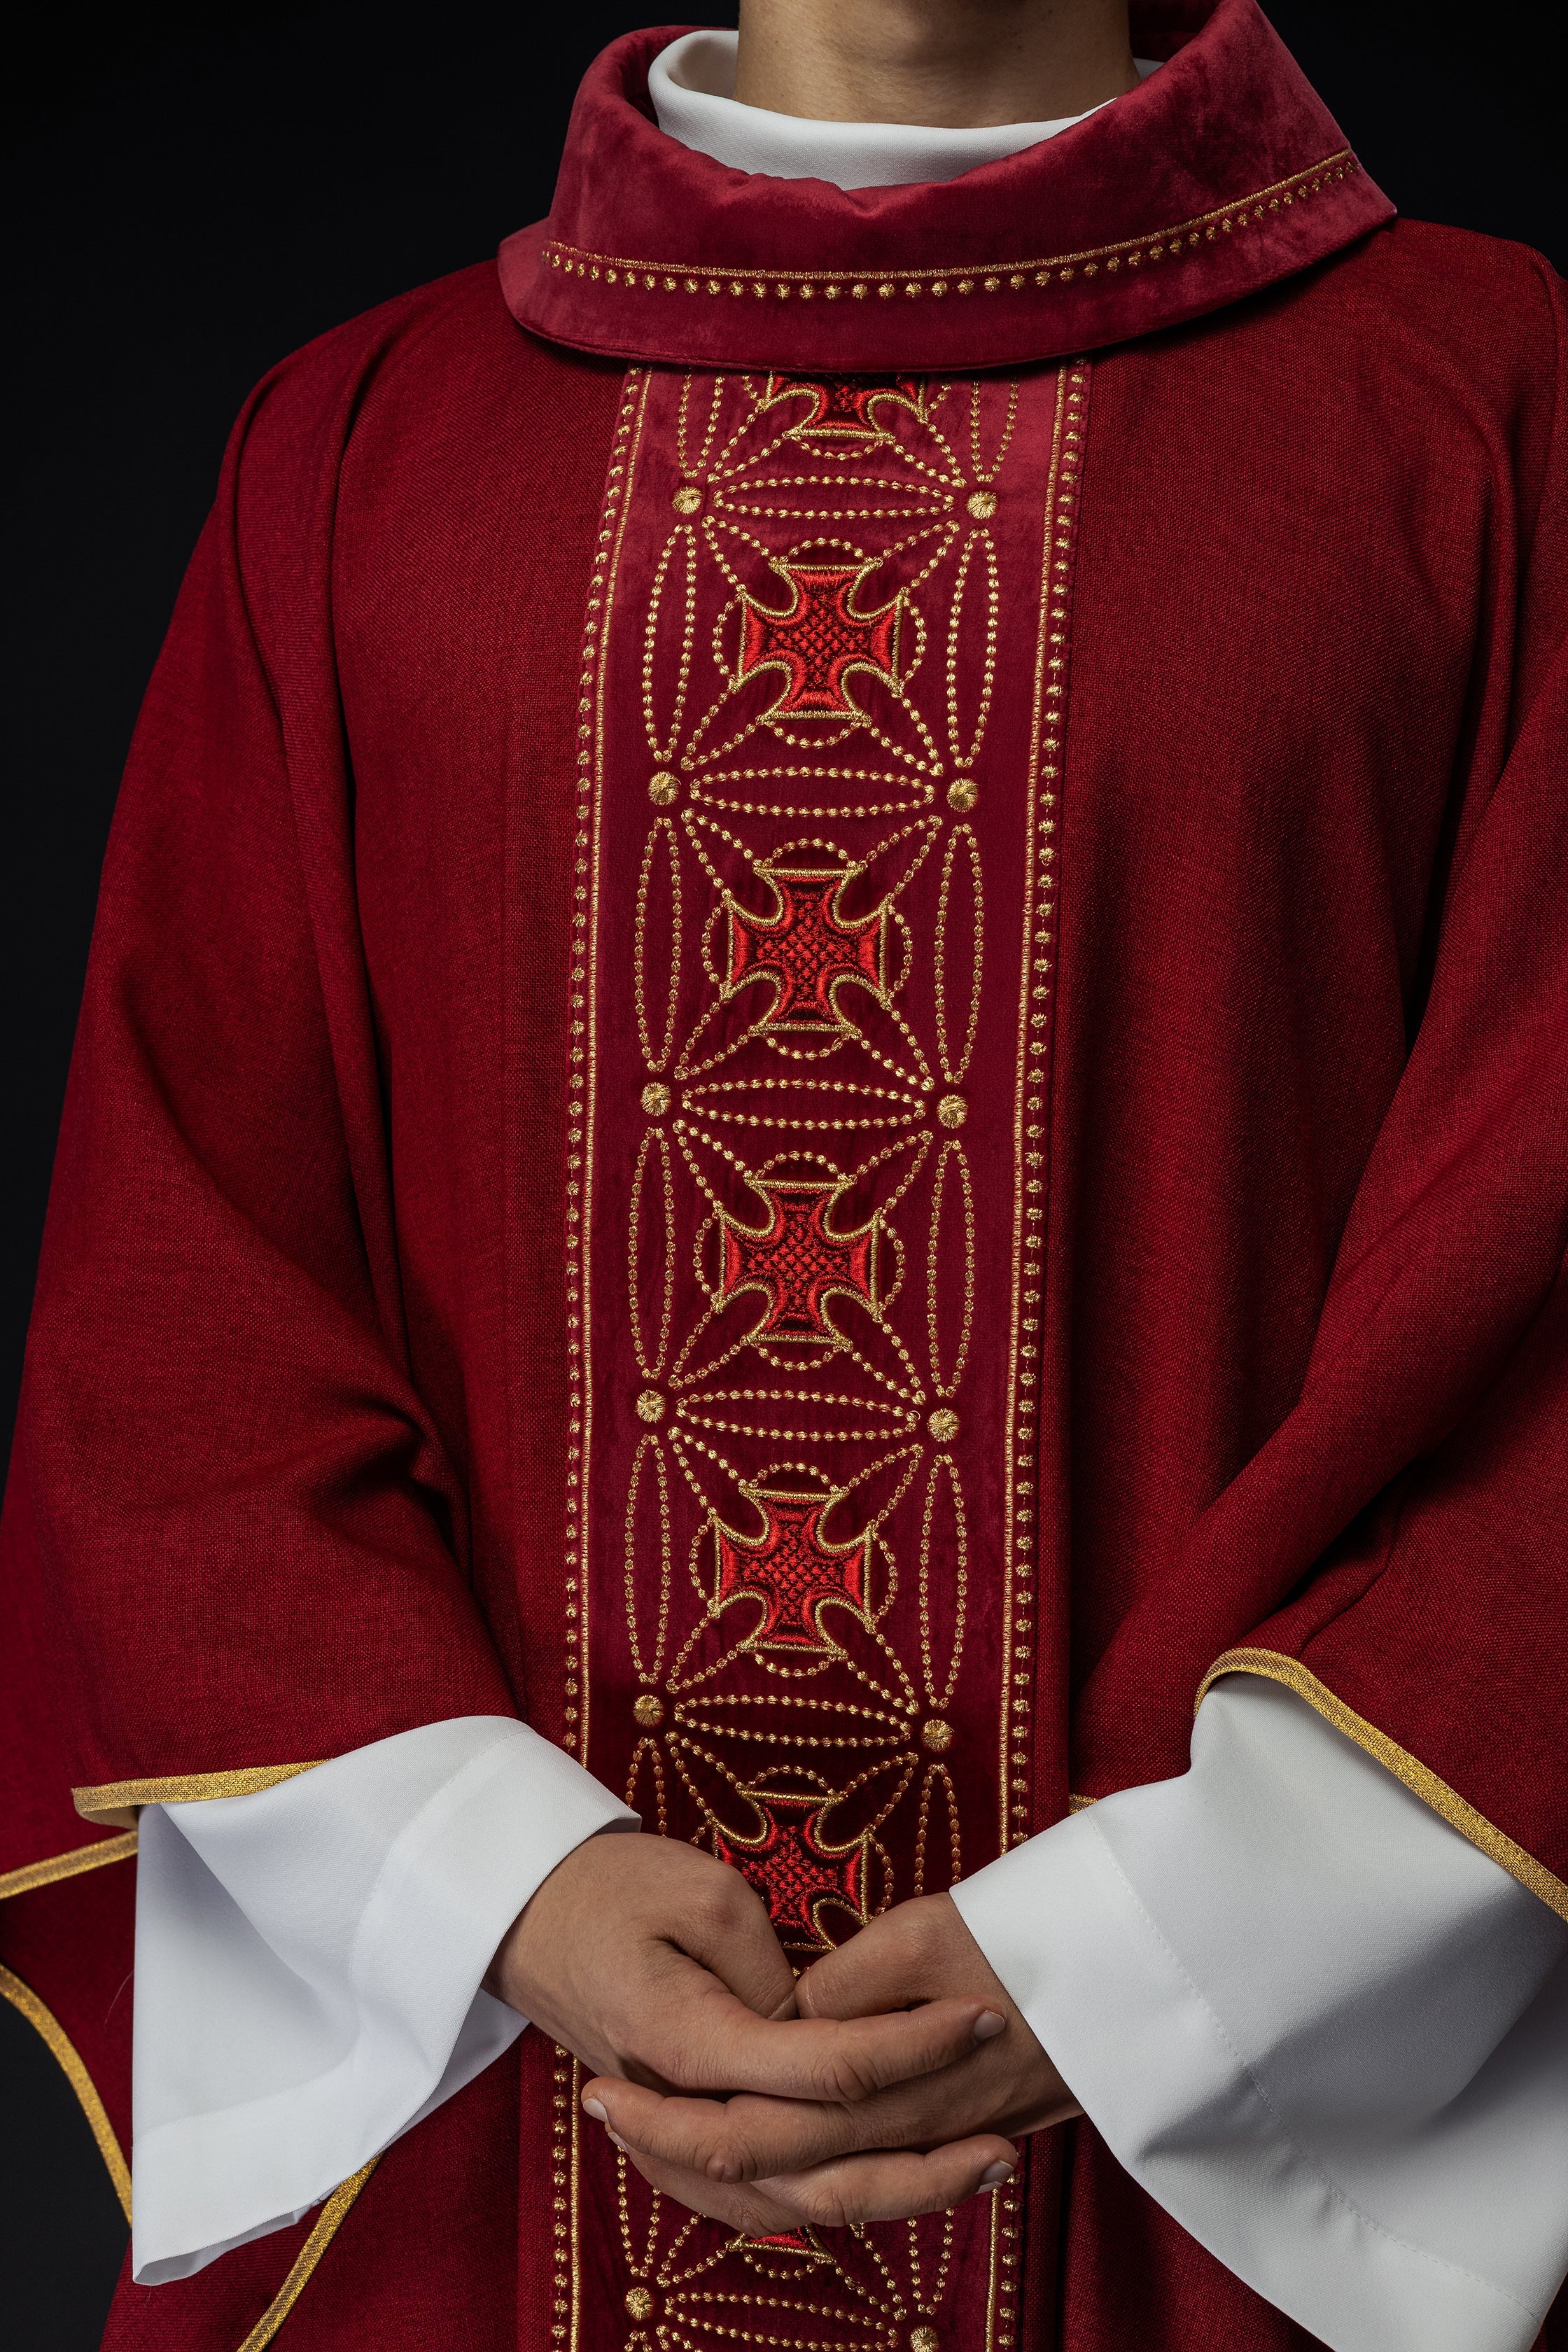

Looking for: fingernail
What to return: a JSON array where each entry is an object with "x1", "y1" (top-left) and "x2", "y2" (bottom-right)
[
  {"x1": 582, "y1": 2096, "x2": 608, "y2": 2122},
  {"x1": 980, "y1": 2162, "x2": 1014, "y2": 2188},
  {"x1": 973, "y1": 2010, "x2": 1007, "y2": 2041},
  {"x1": 609, "y1": 2132, "x2": 629, "y2": 2152}
]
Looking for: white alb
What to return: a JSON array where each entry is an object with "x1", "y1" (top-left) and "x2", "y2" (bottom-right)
[
  {"x1": 131, "y1": 1716, "x2": 635, "y2": 2283},
  {"x1": 648, "y1": 28, "x2": 1161, "y2": 190}
]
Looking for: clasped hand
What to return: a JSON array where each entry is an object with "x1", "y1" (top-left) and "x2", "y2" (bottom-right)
[{"x1": 490, "y1": 1833, "x2": 1078, "y2": 2235}]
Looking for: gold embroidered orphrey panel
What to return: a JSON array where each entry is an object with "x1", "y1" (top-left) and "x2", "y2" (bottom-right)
[{"x1": 556, "y1": 358, "x2": 1085, "y2": 2352}]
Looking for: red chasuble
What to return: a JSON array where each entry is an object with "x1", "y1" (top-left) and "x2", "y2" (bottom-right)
[{"x1": 3, "y1": 3, "x2": 1566, "y2": 2347}]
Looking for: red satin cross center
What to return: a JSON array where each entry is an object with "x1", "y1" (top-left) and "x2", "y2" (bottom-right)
[
  {"x1": 738, "y1": 561, "x2": 900, "y2": 718},
  {"x1": 719, "y1": 1180, "x2": 877, "y2": 1340},
  {"x1": 715, "y1": 1491, "x2": 869, "y2": 1647},
  {"x1": 714, "y1": 1789, "x2": 866, "y2": 1943},
  {"x1": 728, "y1": 868, "x2": 884, "y2": 1032}
]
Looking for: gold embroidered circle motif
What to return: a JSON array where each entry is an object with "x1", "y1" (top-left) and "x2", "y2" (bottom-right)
[
  {"x1": 625, "y1": 2285, "x2": 657, "y2": 2320},
  {"x1": 927, "y1": 1407, "x2": 960, "y2": 1443},
  {"x1": 921, "y1": 1720, "x2": 953, "y2": 1755},
  {"x1": 946, "y1": 778, "x2": 979, "y2": 811},
  {"x1": 936, "y1": 1095, "x2": 966, "y2": 1130},
  {"x1": 641, "y1": 1082, "x2": 671, "y2": 1116},
  {"x1": 648, "y1": 771, "x2": 680, "y2": 806},
  {"x1": 911, "y1": 2323, "x2": 941, "y2": 2348},
  {"x1": 636, "y1": 1390, "x2": 666, "y2": 1424},
  {"x1": 966, "y1": 489, "x2": 997, "y2": 520},
  {"x1": 633, "y1": 1693, "x2": 665, "y2": 1729},
  {"x1": 671, "y1": 484, "x2": 703, "y2": 514}
]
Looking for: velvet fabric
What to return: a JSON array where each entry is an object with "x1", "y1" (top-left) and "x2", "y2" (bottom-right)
[
  {"x1": 2, "y1": 8, "x2": 1565, "y2": 2345},
  {"x1": 504, "y1": 1, "x2": 1393, "y2": 372}
]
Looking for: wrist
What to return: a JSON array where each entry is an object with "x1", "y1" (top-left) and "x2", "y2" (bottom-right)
[{"x1": 486, "y1": 1825, "x2": 638, "y2": 2011}]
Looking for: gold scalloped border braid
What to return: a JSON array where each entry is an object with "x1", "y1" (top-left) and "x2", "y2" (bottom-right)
[
  {"x1": 0, "y1": 1828, "x2": 139, "y2": 1900},
  {"x1": 232, "y1": 2160, "x2": 379, "y2": 2352},
  {"x1": 73, "y1": 1760, "x2": 322, "y2": 1830},
  {"x1": 0, "y1": 1961, "x2": 132, "y2": 2221},
  {"x1": 1198, "y1": 1648, "x2": 1568, "y2": 1926}
]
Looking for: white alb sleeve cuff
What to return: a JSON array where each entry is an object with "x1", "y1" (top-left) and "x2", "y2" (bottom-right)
[
  {"x1": 130, "y1": 1714, "x2": 636, "y2": 2286},
  {"x1": 951, "y1": 1675, "x2": 1568, "y2": 2352}
]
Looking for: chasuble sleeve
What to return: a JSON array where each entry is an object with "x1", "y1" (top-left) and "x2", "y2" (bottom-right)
[
  {"x1": 1212, "y1": 311, "x2": 1568, "y2": 1901},
  {"x1": 1040, "y1": 246, "x2": 1568, "y2": 2352},
  {"x1": 1073, "y1": 252, "x2": 1568, "y2": 1910},
  {"x1": 6, "y1": 363, "x2": 521, "y2": 1804}
]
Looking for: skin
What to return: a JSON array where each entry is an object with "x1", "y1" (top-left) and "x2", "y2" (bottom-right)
[
  {"x1": 489, "y1": 1838, "x2": 1027, "y2": 2209},
  {"x1": 493, "y1": 1841, "x2": 1080, "y2": 2232},
  {"x1": 493, "y1": 0, "x2": 1123, "y2": 2229},
  {"x1": 734, "y1": 0, "x2": 1138, "y2": 128},
  {"x1": 576, "y1": 1891, "x2": 1081, "y2": 2232}
]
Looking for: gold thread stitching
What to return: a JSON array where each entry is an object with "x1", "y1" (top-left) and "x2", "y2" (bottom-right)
[
  {"x1": 996, "y1": 364, "x2": 1081, "y2": 1863},
  {"x1": 231, "y1": 2159, "x2": 379, "y2": 2352},
  {"x1": 925, "y1": 1138, "x2": 976, "y2": 1399},
  {"x1": 542, "y1": 154, "x2": 1357, "y2": 300},
  {"x1": 918, "y1": 1452, "x2": 969, "y2": 1713},
  {"x1": 0, "y1": 1961, "x2": 132, "y2": 2220},
  {"x1": 1198, "y1": 1649, "x2": 1568, "y2": 1924},
  {"x1": 933, "y1": 823, "x2": 984, "y2": 1088},
  {"x1": 632, "y1": 818, "x2": 685, "y2": 1072},
  {"x1": 624, "y1": 1434, "x2": 673, "y2": 1687},
  {"x1": 73, "y1": 1762, "x2": 322, "y2": 1830},
  {"x1": 0, "y1": 1828, "x2": 139, "y2": 1901},
  {"x1": 565, "y1": 365, "x2": 652, "y2": 2352},
  {"x1": 565, "y1": 367, "x2": 656, "y2": 1768},
  {"x1": 628, "y1": 1125, "x2": 678, "y2": 1380}
]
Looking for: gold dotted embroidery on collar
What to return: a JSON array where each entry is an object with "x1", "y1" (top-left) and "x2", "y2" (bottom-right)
[{"x1": 545, "y1": 153, "x2": 1357, "y2": 304}]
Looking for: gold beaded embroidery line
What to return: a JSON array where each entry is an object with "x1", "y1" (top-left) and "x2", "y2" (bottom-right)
[
  {"x1": 543, "y1": 153, "x2": 1358, "y2": 303},
  {"x1": 965, "y1": 363, "x2": 1081, "y2": 2352},
  {"x1": 566, "y1": 364, "x2": 652, "y2": 1779},
  {"x1": 627, "y1": 1127, "x2": 676, "y2": 1382},
  {"x1": 933, "y1": 823, "x2": 984, "y2": 1088},
  {"x1": 926, "y1": 1140, "x2": 976, "y2": 1401},
  {"x1": 997, "y1": 363, "x2": 1080, "y2": 1863}
]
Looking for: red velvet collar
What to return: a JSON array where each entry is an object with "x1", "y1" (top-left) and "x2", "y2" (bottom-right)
[{"x1": 501, "y1": 0, "x2": 1392, "y2": 371}]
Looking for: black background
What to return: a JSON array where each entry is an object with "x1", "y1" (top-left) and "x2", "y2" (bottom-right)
[{"x1": 2, "y1": 4, "x2": 1563, "y2": 2343}]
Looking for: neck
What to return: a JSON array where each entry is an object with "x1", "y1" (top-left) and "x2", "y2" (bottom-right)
[{"x1": 733, "y1": 0, "x2": 1138, "y2": 126}]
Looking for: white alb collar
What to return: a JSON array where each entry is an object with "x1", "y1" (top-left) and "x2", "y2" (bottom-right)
[{"x1": 649, "y1": 29, "x2": 1161, "y2": 191}]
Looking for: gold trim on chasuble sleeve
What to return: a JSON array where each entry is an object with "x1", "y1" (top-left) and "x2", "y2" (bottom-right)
[
  {"x1": 1199, "y1": 1650, "x2": 1568, "y2": 1926},
  {"x1": 0, "y1": 1827, "x2": 139, "y2": 1900},
  {"x1": 0, "y1": 1961, "x2": 133, "y2": 2221},
  {"x1": 559, "y1": 359, "x2": 1085, "y2": 2352},
  {"x1": 0, "y1": 1833, "x2": 139, "y2": 2219},
  {"x1": 8, "y1": 1793, "x2": 375, "y2": 2342},
  {"x1": 0, "y1": 1822, "x2": 378, "y2": 2348},
  {"x1": 72, "y1": 1758, "x2": 323, "y2": 1830},
  {"x1": 230, "y1": 2160, "x2": 381, "y2": 2352}
]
